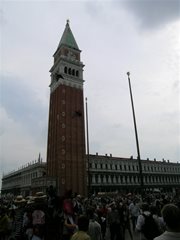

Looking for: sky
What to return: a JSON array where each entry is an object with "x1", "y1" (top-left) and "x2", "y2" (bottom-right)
[{"x1": 0, "y1": 0, "x2": 180, "y2": 187}]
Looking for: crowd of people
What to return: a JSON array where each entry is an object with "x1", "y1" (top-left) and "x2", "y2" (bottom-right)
[{"x1": 0, "y1": 187, "x2": 180, "y2": 240}]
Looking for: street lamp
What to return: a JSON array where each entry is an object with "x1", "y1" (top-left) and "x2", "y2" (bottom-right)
[{"x1": 127, "y1": 72, "x2": 143, "y2": 193}]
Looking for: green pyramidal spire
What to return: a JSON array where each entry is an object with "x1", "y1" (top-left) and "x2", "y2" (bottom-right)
[{"x1": 58, "y1": 20, "x2": 79, "y2": 50}]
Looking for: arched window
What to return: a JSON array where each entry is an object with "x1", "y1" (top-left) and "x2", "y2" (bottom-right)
[
  {"x1": 68, "y1": 68, "x2": 71, "y2": 75},
  {"x1": 72, "y1": 69, "x2": 75, "y2": 75},
  {"x1": 125, "y1": 176, "x2": 127, "y2": 183},
  {"x1": 64, "y1": 66, "x2": 67, "y2": 73},
  {"x1": 76, "y1": 70, "x2": 79, "y2": 77},
  {"x1": 95, "y1": 175, "x2": 98, "y2": 184}
]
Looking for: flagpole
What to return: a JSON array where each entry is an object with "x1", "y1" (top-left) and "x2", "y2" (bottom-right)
[
  {"x1": 127, "y1": 72, "x2": 143, "y2": 193},
  {"x1": 85, "y1": 97, "x2": 90, "y2": 196}
]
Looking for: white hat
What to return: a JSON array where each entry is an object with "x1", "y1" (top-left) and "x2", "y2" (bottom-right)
[
  {"x1": 14, "y1": 195, "x2": 26, "y2": 204},
  {"x1": 34, "y1": 192, "x2": 47, "y2": 201}
]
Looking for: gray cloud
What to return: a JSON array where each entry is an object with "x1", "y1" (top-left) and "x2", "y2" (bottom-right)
[
  {"x1": 0, "y1": 8, "x2": 7, "y2": 26},
  {"x1": 1, "y1": 74, "x2": 48, "y2": 141},
  {"x1": 84, "y1": 1, "x2": 103, "y2": 17},
  {"x1": 121, "y1": 0, "x2": 180, "y2": 29},
  {"x1": 173, "y1": 79, "x2": 179, "y2": 91}
]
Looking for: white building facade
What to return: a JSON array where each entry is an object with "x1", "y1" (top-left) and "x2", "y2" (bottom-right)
[
  {"x1": 1, "y1": 160, "x2": 47, "y2": 196},
  {"x1": 87, "y1": 154, "x2": 180, "y2": 195},
  {"x1": 1, "y1": 154, "x2": 180, "y2": 196}
]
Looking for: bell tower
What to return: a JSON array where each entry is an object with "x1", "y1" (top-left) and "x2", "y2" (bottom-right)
[{"x1": 46, "y1": 20, "x2": 87, "y2": 196}]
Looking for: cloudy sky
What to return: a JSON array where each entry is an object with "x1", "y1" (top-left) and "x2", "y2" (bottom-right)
[{"x1": 0, "y1": 0, "x2": 180, "y2": 187}]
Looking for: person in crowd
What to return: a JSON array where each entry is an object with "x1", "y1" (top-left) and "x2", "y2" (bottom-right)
[
  {"x1": 13, "y1": 195, "x2": 27, "y2": 240},
  {"x1": 8, "y1": 206, "x2": 16, "y2": 238},
  {"x1": 86, "y1": 207, "x2": 102, "y2": 240},
  {"x1": 32, "y1": 192, "x2": 46, "y2": 240},
  {"x1": 51, "y1": 195, "x2": 64, "y2": 240},
  {"x1": 0, "y1": 206, "x2": 11, "y2": 240},
  {"x1": 23, "y1": 206, "x2": 33, "y2": 240},
  {"x1": 31, "y1": 225, "x2": 42, "y2": 240},
  {"x1": 97, "y1": 199, "x2": 108, "y2": 240},
  {"x1": 96, "y1": 209, "x2": 106, "y2": 240},
  {"x1": 136, "y1": 203, "x2": 161, "y2": 240},
  {"x1": 154, "y1": 203, "x2": 180, "y2": 240},
  {"x1": 154, "y1": 199, "x2": 162, "y2": 217},
  {"x1": 121, "y1": 201, "x2": 133, "y2": 240},
  {"x1": 62, "y1": 190, "x2": 77, "y2": 240},
  {"x1": 106, "y1": 202, "x2": 123, "y2": 240},
  {"x1": 149, "y1": 206, "x2": 165, "y2": 234},
  {"x1": 47, "y1": 185, "x2": 57, "y2": 218},
  {"x1": 71, "y1": 215, "x2": 91, "y2": 240},
  {"x1": 129, "y1": 198, "x2": 140, "y2": 231},
  {"x1": 46, "y1": 193, "x2": 63, "y2": 240},
  {"x1": 73, "y1": 194, "x2": 84, "y2": 216}
]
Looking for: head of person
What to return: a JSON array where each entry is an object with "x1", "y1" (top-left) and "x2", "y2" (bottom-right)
[
  {"x1": 64, "y1": 189, "x2": 73, "y2": 199},
  {"x1": 0, "y1": 206, "x2": 7, "y2": 216},
  {"x1": 110, "y1": 202, "x2": 117, "y2": 210},
  {"x1": 86, "y1": 207, "x2": 95, "y2": 219},
  {"x1": 63, "y1": 199, "x2": 74, "y2": 215},
  {"x1": 150, "y1": 205, "x2": 158, "y2": 215},
  {"x1": 162, "y1": 204, "x2": 180, "y2": 232},
  {"x1": 141, "y1": 203, "x2": 149, "y2": 212},
  {"x1": 14, "y1": 195, "x2": 26, "y2": 208},
  {"x1": 78, "y1": 215, "x2": 89, "y2": 232}
]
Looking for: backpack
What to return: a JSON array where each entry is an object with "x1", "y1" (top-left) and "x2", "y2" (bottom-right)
[{"x1": 141, "y1": 214, "x2": 161, "y2": 240}]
